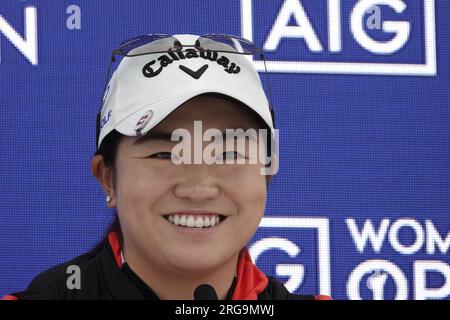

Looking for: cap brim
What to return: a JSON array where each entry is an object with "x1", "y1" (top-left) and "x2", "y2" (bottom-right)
[{"x1": 114, "y1": 87, "x2": 273, "y2": 138}]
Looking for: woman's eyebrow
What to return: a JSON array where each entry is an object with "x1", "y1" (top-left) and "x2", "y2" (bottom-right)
[
  {"x1": 133, "y1": 127, "x2": 259, "y2": 146},
  {"x1": 132, "y1": 131, "x2": 175, "y2": 146},
  {"x1": 220, "y1": 129, "x2": 258, "y2": 142}
]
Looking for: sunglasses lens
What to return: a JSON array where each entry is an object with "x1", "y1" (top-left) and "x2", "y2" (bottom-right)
[
  {"x1": 197, "y1": 34, "x2": 260, "y2": 54},
  {"x1": 119, "y1": 34, "x2": 260, "y2": 56},
  {"x1": 119, "y1": 34, "x2": 180, "y2": 56}
]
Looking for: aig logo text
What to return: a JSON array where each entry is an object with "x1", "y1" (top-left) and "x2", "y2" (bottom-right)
[
  {"x1": 242, "y1": 0, "x2": 437, "y2": 76},
  {"x1": 249, "y1": 217, "x2": 331, "y2": 295}
]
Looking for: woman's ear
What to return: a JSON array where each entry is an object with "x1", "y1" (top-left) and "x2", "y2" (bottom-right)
[{"x1": 91, "y1": 154, "x2": 116, "y2": 208}]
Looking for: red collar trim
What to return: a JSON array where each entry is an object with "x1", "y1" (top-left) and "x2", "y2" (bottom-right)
[
  {"x1": 108, "y1": 231, "x2": 123, "y2": 268},
  {"x1": 315, "y1": 294, "x2": 332, "y2": 300},
  {"x1": 107, "y1": 232, "x2": 268, "y2": 300},
  {"x1": 231, "y1": 248, "x2": 268, "y2": 300}
]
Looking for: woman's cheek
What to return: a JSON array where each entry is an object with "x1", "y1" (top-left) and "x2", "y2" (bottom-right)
[
  {"x1": 115, "y1": 162, "x2": 168, "y2": 205},
  {"x1": 232, "y1": 177, "x2": 266, "y2": 220}
]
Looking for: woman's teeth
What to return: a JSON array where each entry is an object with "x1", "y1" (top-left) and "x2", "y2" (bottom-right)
[{"x1": 166, "y1": 214, "x2": 223, "y2": 228}]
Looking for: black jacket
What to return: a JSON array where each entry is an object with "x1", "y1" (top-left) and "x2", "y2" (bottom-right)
[{"x1": 3, "y1": 232, "x2": 323, "y2": 300}]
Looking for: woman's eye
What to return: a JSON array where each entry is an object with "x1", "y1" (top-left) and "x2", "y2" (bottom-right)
[
  {"x1": 218, "y1": 151, "x2": 244, "y2": 161},
  {"x1": 147, "y1": 152, "x2": 173, "y2": 159}
]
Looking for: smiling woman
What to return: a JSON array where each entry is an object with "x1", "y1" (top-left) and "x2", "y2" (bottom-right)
[
  {"x1": 98, "y1": 95, "x2": 269, "y2": 300},
  {"x1": 2, "y1": 33, "x2": 328, "y2": 300}
]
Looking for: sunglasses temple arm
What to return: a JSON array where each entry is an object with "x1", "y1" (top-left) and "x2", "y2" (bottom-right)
[
  {"x1": 96, "y1": 52, "x2": 117, "y2": 147},
  {"x1": 260, "y1": 53, "x2": 274, "y2": 112},
  {"x1": 98, "y1": 53, "x2": 116, "y2": 112}
]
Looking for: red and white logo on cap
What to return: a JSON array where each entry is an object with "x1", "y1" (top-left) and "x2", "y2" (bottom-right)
[{"x1": 134, "y1": 109, "x2": 153, "y2": 132}]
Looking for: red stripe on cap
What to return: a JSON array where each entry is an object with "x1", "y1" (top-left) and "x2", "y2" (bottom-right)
[
  {"x1": 232, "y1": 248, "x2": 268, "y2": 300},
  {"x1": 1, "y1": 294, "x2": 19, "y2": 300},
  {"x1": 108, "y1": 231, "x2": 123, "y2": 268},
  {"x1": 315, "y1": 294, "x2": 332, "y2": 300}
]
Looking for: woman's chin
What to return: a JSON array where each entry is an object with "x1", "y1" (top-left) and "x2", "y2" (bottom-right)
[{"x1": 167, "y1": 248, "x2": 229, "y2": 273}]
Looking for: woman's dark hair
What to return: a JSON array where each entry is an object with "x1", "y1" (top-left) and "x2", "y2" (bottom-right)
[
  {"x1": 93, "y1": 93, "x2": 275, "y2": 251},
  {"x1": 92, "y1": 130, "x2": 124, "y2": 251}
]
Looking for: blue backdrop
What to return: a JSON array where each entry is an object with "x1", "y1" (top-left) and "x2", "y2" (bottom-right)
[{"x1": 1, "y1": 0, "x2": 449, "y2": 300}]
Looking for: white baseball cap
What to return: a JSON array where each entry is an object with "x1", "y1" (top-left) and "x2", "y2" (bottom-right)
[{"x1": 97, "y1": 34, "x2": 274, "y2": 149}]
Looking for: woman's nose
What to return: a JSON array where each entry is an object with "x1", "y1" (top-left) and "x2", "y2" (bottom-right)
[{"x1": 173, "y1": 175, "x2": 220, "y2": 202}]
